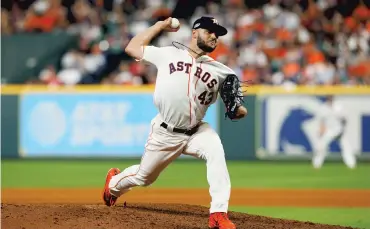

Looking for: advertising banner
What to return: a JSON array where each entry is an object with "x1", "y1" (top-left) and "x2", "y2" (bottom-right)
[
  {"x1": 20, "y1": 93, "x2": 218, "y2": 157},
  {"x1": 257, "y1": 95, "x2": 370, "y2": 159}
]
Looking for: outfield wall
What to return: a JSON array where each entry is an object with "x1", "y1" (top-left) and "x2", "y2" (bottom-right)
[{"x1": 1, "y1": 85, "x2": 370, "y2": 160}]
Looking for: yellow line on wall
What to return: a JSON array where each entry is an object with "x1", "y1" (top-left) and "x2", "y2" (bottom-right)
[
  {"x1": 1, "y1": 85, "x2": 370, "y2": 95},
  {"x1": 244, "y1": 85, "x2": 370, "y2": 95},
  {"x1": 1, "y1": 85, "x2": 155, "y2": 94}
]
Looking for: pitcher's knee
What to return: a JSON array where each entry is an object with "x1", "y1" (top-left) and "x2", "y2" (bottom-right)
[
  {"x1": 134, "y1": 175, "x2": 156, "y2": 187},
  {"x1": 142, "y1": 178, "x2": 155, "y2": 186}
]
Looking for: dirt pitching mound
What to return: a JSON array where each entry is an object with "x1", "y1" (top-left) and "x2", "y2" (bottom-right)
[{"x1": 1, "y1": 203, "x2": 354, "y2": 229}]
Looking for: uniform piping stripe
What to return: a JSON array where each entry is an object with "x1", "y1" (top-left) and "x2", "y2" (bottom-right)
[
  {"x1": 188, "y1": 56, "x2": 194, "y2": 126},
  {"x1": 195, "y1": 62, "x2": 202, "y2": 90},
  {"x1": 193, "y1": 62, "x2": 202, "y2": 115},
  {"x1": 112, "y1": 123, "x2": 155, "y2": 188}
]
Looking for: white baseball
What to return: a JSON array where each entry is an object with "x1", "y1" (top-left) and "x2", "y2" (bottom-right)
[{"x1": 170, "y1": 18, "x2": 180, "y2": 29}]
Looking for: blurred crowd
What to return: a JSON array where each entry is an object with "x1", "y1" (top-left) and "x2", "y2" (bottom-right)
[{"x1": 1, "y1": 0, "x2": 370, "y2": 86}]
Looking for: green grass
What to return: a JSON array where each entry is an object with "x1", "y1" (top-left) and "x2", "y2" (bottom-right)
[
  {"x1": 2, "y1": 159, "x2": 369, "y2": 228},
  {"x1": 229, "y1": 206, "x2": 370, "y2": 229},
  {"x1": 1, "y1": 159, "x2": 370, "y2": 188}
]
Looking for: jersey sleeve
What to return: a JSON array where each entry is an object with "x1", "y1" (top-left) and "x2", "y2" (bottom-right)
[{"x1": 140, "y1": 45, "x2": 167, "y2": 67}]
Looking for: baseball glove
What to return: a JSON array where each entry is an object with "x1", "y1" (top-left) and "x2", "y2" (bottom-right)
[{"x1": 220, "y1": 74, "x2": 245, "y2": 120}]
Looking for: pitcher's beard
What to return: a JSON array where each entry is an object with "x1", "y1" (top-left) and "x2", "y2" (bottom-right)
[{"x1": 197, "y1": 37, "x2": 216, "y2": 53}]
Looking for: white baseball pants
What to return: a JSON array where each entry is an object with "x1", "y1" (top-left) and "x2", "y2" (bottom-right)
[
  {"x1": 312, "y1": 128, "x2": 356, "y2": 169},
  {"x1": 108, "y1": 114, "x2": 231, "y2": 213}
]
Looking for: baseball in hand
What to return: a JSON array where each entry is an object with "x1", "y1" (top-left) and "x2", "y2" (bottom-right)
[{"x1": 170, "y1": 18, "x2": 180, "y2": 29}]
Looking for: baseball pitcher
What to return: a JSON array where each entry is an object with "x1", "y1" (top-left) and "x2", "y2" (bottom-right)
[
  {"x1": 312, "y1": 95, "x2": 357, "y2": 169},
  {"x1": 102, "y1": 16, "x2": 248, "y2": 229}
]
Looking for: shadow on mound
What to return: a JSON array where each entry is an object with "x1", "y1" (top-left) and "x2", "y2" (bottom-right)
[{"x1": 1, "y1": 203, "x2": 355, "y2": 229}]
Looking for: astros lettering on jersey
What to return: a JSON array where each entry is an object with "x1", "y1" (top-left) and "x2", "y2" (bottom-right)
[{"x1": 140, "y1": 45, "x2": 235, "y2": 129}]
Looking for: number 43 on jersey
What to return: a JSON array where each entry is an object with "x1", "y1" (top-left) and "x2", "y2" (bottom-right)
[{"x1": 198, "y1": 91, "x2": 214, "y2": 105}]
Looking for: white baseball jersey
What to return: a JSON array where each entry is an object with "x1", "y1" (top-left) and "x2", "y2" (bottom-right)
[
  {"x1": 141, "y1": 45, "x2": 235, "y2": 129},
  {"x1": 318, "y1": 100, "x2": 346, "y2": 132}
]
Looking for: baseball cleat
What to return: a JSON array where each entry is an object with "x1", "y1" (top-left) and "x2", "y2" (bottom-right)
[
  {"x1": 102, "y1": 168, "x2": 121, "y2": 206},
  {"x1": 209, "y1": 212, "x2": 236, "y2": 229}
]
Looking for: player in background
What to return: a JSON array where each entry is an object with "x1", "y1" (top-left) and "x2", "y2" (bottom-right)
[
  {"x1": 312, "y1": 95, "x2": 357, "y2": 169},
  {"x1": 102, "y1": 16, "x2": 248, "y2": 229}
]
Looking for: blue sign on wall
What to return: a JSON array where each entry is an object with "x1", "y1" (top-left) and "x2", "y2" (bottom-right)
[
  {"x1": 259, "y1": 95, "x2": 370, "y2": 158},
  {"x1": 20, "y1": 93, "x2": 218, "y2": 157}
]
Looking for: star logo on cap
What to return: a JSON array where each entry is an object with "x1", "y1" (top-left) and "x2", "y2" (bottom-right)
[{"x1": 212, "y1": 18, "x2": 218, "y2": 24}]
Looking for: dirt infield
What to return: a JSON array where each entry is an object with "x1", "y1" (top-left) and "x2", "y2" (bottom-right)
[
  {"x1": 1, "y1": 203, "x2": 355, "y2": 229},
  {"x1": 2, "y1": 188, "x2": 369, "y2": 229},
  {"x1": 2, "y1": 188, "x2": 370, "y2": 207}
]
